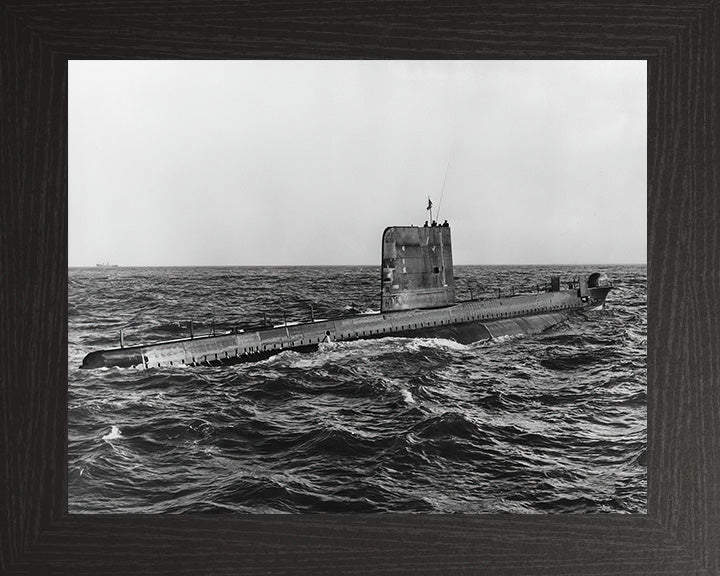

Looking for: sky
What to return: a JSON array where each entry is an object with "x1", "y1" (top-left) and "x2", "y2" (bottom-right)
[{"x1": 69, "y1": 60, "x2": 646, "y2": 266}]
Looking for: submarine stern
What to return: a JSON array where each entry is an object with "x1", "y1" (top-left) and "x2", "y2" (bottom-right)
[{"x1": 81, "y1": 347, "x2": 145, "y2": 369}]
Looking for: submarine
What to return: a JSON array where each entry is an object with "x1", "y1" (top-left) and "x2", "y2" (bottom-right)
[{"x1": 81, "y1": 221, "x2": 612, "y2": 370}]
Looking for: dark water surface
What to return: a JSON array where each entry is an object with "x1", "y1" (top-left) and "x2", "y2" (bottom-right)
[{"x1": 68, "y1": 265, "x2": 646, "y2": 513}]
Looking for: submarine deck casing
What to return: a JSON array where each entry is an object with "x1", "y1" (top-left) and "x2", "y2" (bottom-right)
[
  {"x1": 80, "y1": 223, "x2": 612, "y2": 369},
  {"x1": 80, "y1": 284, "x2": 612, "y2": 369}
]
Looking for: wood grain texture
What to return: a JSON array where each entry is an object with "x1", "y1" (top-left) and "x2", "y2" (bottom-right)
[{"x1": 1, "y1": 1, "x2": 718, "y2": 574}]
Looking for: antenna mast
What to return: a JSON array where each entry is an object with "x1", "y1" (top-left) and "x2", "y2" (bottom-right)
[{"x1": 436, "y1": 160, "x2": 450, "y2": 222}]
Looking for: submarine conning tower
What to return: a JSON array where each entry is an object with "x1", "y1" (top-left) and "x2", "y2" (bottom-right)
[{"x1": 381, "y1": 224, "x2": 455, "y2": 312}]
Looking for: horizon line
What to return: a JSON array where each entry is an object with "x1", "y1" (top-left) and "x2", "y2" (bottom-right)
[{"x1": 69, "y1": 262, "x2": 648, "y2": 268}]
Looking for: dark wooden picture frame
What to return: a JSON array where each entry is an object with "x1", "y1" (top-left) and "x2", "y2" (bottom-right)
[{"x1": 1, "y1": 2, "x2": 717, "y2": 574}]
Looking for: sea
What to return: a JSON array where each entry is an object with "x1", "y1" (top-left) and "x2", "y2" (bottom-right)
[{"x1": 68, "y1": 265, "x2": 646, "y2": 514}]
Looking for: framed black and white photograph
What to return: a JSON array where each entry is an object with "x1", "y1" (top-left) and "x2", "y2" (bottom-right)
[
  {"x1": 68, "y1": 60, "x2": 646, "y2": 516},
  {"x1": 2, "y1": 2, "x2": 718, "y2": 575}
]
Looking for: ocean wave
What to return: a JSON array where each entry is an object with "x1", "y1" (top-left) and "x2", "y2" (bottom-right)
[
  {"x1": 539, "y1": 351, "x2": 613, "y2": 371},
  {"x1": 69, "y1": 264, "x2": 646, "y2": 514}
]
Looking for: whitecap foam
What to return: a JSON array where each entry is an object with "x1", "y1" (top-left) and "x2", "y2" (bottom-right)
[
  {"x1": 102, "y1": 425, "x2": 122, "y2": 441},
  {"x1": 401, "y1": 389, "x2": 415, "y2": 405},
  {"x1": 405, "y1": 432, "x2": 419, "y2": 445},
  {"x1": 256, "y1": 350, "x2": 299, "y2": 366},
  {"x1": 492, "y1": 333, "x2": 525, "y2": 344},
  {"x1": 287, "y1": 356, "x2": 323, "y2": 369},
  {"x1": 405, "y1": 337, "x2": 468, "y2": 352},
  {"x1": 317, "y1": 341, "x2": 338, "y2": 353}
]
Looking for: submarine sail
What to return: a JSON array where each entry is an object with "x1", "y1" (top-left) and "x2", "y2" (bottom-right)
[{"x1": 381, "y1": 224, "x2": 454, "y2": 312}]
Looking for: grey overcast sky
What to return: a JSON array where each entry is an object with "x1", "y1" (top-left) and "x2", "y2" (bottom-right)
[{"x1": 69, "y1": 60, "x2": 646, "y2": 266}]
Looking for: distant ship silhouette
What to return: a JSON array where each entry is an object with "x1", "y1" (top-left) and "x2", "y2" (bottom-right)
[{"x1": 81, "y1": 219, "x2": 612, "y2": 369}]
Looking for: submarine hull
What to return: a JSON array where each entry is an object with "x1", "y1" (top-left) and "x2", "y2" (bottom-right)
[{"x1": 80, "y1": 287, "x2": 611, "y2": 370}]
